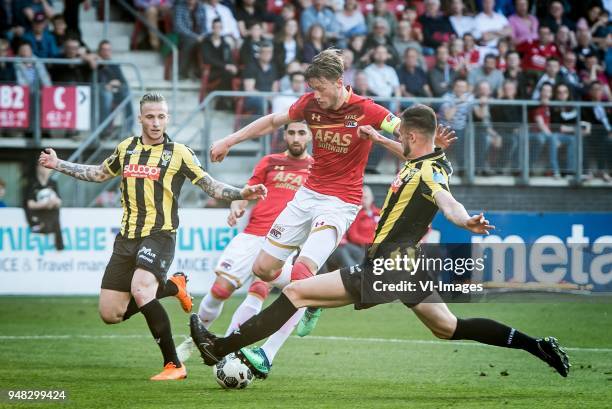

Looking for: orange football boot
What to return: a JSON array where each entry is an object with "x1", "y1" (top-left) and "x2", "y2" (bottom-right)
[
  {"x1": 150, "y1": 362, "x2": 187, "y2": 381},
  {"x1": 169, "y1": 272, "x2": 193, "y2": 313}
]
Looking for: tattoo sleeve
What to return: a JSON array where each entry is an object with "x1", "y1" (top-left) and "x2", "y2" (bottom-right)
[
  {"x1": 196, "y1": 174, "x2": 243, "y2": 201},
  {"x1": 55, "y1": 160, "x2": 113, "y2": 183}
]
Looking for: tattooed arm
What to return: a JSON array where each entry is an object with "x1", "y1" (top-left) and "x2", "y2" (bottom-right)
[
  {"x1": 195, "y1": 174, "x2": 267, "y2": 202},
  {"x1": 38, "y1": 148, "x2": 115, "y2": 183}
]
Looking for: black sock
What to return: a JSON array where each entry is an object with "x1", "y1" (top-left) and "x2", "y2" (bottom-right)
[
  {"x1": 215, "y1": 293, "x2": 298, "y2": 357},
  {"x1": 156, "y1": 279, "x2": 178, "y2": 298},
  {"x1": 122, "y1": 279, "x2": 179, "y2": 321},
  {"x1": 139, "y1": 299, "x2": 181, "y2": 367},
  {"x1": 452, "y1": 318, "x2": 544, "y2": 359}
]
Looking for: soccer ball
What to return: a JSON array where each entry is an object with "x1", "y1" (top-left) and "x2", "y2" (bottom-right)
[{"x1": 213, "y1": 353, "x2": 253, "y2": 389}]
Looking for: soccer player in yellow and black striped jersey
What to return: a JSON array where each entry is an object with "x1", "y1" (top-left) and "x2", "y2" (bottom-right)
[
  {"x1": 38, "y1": 93, "x2": 267, "y2": 381},
  {"x1": 190, "y1": 104, "x2": 570, "y2": 379}
]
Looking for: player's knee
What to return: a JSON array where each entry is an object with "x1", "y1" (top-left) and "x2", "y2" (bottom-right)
[
  {"x1": 99, "y1": 309, "x2": 122, "y2": 325},
  {"x1": 131, "y1": 282, "x2": 156, "y2": 305},
  {"x1": 282, "y1": 282, "x2": 304, "y2": 305},
  {"x1": 210, "y1": 282, "x2": 234, "y2": 300},
  {"x1": 252, "y1": 261, "x2": 275, "y2": 282},
  {"x1": 248, "y1": 280, "x2": 270, "y2": 300},
  {"x1": 290, "y1": 261, "x2": 315, "y2": 282}
]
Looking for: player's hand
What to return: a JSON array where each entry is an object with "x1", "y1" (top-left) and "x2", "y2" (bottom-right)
[
  {"x1": 241, "y1": 184, "x2": 267, "y2": 201},
  {"x1": 227, "y1": 206, "x2": 245, "y2": 226},
  {"x1": 38, "y1": 148, "x2": 58, "y2": 169},
  {"x1": 210, "y1": 139, "x2": 231, "y2": 162},
  {"x1": 434, "y1": 125, "x2": 457, "y2": 150},
  {"x1": 464, "y1": 213, "x2": 495, "y2": 235},
  {"x1": 358, "y1": 125, "x2": 384, "y2": 144}
]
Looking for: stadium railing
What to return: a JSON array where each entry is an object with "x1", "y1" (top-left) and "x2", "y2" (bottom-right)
[{"x1": 171, "y1": 90, "x2": 612, "y2": 188}]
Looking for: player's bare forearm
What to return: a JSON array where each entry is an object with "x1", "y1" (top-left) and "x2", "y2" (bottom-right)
[
  {"x1": 435, "y1": 190, "x2": 470, "y2": 229},
  {"x1": 229, "y1": 112, "x2": 291, "y2": 146},
  {"x1": 378, "y1": 136, "x2": 407, "y2": 161},
  {"x1": 197, "y1": 174, "x2": 243, "y2": 201},
  {"x1": 55, "y1": 159, "x2": 113, "y2": 183}
]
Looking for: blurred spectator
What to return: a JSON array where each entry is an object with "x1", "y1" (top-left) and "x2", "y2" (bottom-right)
[
  {"x1": 274, "y1": 3, "x2": 297, "y2": 33},
  {"x1": 342, "y1": 48, "x2": 357, "y2": 87},
  {"x1": 336, "y1": 0, "x2": 367, "y2": 39},
  {"x1": 243, "y1": 41, "x2": 278, "y2": 114},
  {"x1": 15, "y1": 42, "x2": 51, "y2": 86},
  {"x1": 577, "y1": 4, "x2": 609, "y2": 48},
  {"x1": 22, "y1": 12, "x2": 59, "y2": 58},
  {"x1": 63, "y1": 0, "x2": 90, "y2": 40},
  {"x1": 440, "y1": 77, "x2": 474, "y2": 155},
  {"x1": 401, "y1": 6, "x2": 424, "y2": 43},
  {"x1": 517, "y1": 25, "x2": 560, "y2": 74},
  {"x1": 541, "y1": 0, "x2": 576, "y2": 33},
  {"x1": 419, "y1": 0, "x2": 454, "y2": 52},
  {"x1": 353, "y1": 70, "x2": 369, "y2": 95},
  {"x1": 582, "y1": 81, "x2": 612, "y2": 181},
  {"x1": 463, "y1": 32, "x2": 482, "y2": 68},
  {"x1": 397, "y1": 47, "x2": 431, "y2": 98},
  {"x1": 448, "y1": 37, "x2": 469, "y2": 77},
  {"x1": 134, "y1": 0, "x2": 172, "y2": 50},
  {"x1": 532, "y1": 58, "x2": 561, "y2": 100},
  {"x1": 278, "y1": 60, "x2": 302, "y2": 92},
  {"x1": 503, "y1": 50, "x2": 530, "y2": 98},
  {"x1": 240, "y1": 21, "x2": 264, "y2": 66},
  {"x1": 96, "y1": 40, "x2": 134, "y2": 132},
  {"x1": 50, "y1": 14, "x2": 69, "y2": 51},
  {"x1": 348, "y1": 34, "x2": 368, "y2": 68},
  {"x1": 606, "y1": 33, "x2": 612, "y2": 78},
  {"x1": 24, "y1": 162, "x2": 64, "y2": 250},
  {"x1": 272, "y1": 71, "x2": 305, "y2": 113},
  {"x1": 472, "y1": 80, "x2": 501, "y2": 174},
  {"x1": 580, "y1": 53, "x2": 611, "y2": 99},
  {"x1": 448, "y1": 0, "x2": 476, "y2": 40},
  {"x1": 491, "y1": 79, "x2": 522, "y2": 170},
  {"x1": 574, "y1": 27, "x2": 600, "y2": 70},
  {"x1": 554, "y1": 25, "x2": 577, "y2": 56},
  {"x1": 363, "y1": 45, "x2": 400, "y2": 110},
  {"x1": 393, "y1": 20, "x2": 423, "y2": 61},
  {"x1": 366, "y1": 0, "x2": 397, "y2": 38},
  {"x1": 468, "y1": 53, "x2": 504, "y2": 95},
  {"x1": 302, "y1": 23, "x2": 326, "y2": 64},
  {"x1": 300, "y1": 0, "x2": 339, "y2": 41},
  {"x1": 474, "y1": 0, "x2": 511, "y2": 48},
  {"x1": 428, "y1": 44, "x2": 455, "y2": 97},
  {"x1": 551, "y1": 82, "x2": 582, "y2": 174},
  {"x1": 49, "y1": 36, "x2": 96, "y2": 83},
  {"x1": 273, "y1": 19, "x2": 302, "y2": 78},
  {"x1": 174, "y1": 0, "x2": 208, "y2": 80},
  {"x1": 363, "y1": 17, "x2": 399, "y2": 67},
  {"x1": 508, "y1": 0, "x2": 538, "y2": 45},
  {"x1": 202, "y1": 18, "x2": 237, "y2": 92},
  {"x1": 559, "y1": 51, "x2": 582, "y2": 98},
  {"x1": 0, "y1": 178, "x2": 6, "y2": 207},
  {"x1": 496, "y1": 38, "x2": 509, "y2": 70},
  {"x1": 0, "y1": 39, "x2": 16, "y2": 82},
  {"x1": 203, "y1": 0, "x2": 240, "y2": 42},
  {"x1": 12, "y1": 0, "x2": 54, "y2": 30},
  {"x1": 235, "y1": 0, "x2": 271, "y2": 38}
]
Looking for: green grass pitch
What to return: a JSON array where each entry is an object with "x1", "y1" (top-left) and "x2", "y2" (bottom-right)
[{"x1": 1, "y1": 295, "x2": 611, "y2": 408}]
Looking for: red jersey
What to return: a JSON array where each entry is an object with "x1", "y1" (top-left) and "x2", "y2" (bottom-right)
[
  {"x1": 346, "y1": 206, "x2": 381, "y2": 245},
  {"x1": 243, "y1": 152, "x2": 314, "y2": 236},
  {"x1": 288, "y1": 87, "x2": 398, "y2": 204},
  {"x1": 518, "y1": 41, "x2": 560, "y2": 72}
]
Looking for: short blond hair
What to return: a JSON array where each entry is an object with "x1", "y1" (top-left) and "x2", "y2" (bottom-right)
[
  {"x1": 139, "y1": 92, "x2": 167, "y2": 112},
  {"x1": 305, "y1": 48, "x2": 344, "y2": 82}
]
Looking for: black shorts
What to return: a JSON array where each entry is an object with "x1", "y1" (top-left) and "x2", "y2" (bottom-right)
[
  {"x1": 101, "y1": 231, "x2": 176, "y2": 292},
  {"x1": 339, "y1": 257, "x2": 434, "y2": 310}
]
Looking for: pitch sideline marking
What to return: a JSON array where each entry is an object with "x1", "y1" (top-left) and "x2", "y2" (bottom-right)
[{"x1": 0, "y1": 334, "x2": 610, "y2": 353}]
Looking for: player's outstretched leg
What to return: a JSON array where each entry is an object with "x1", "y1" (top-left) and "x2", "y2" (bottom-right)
[
  {"x1": 412, "y1": 301, "x2": 570, "y2": 377},
  {"x1": 122, "y1": 272, "x2": 192, "y2": 321},
  {"x1": 224, "y1": 280, "x2": 269, "y2": 336}
]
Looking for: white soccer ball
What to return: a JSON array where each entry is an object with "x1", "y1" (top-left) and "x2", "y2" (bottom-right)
[{"x1": 213, "y1": 353, "x2": 253, "y2": 389}]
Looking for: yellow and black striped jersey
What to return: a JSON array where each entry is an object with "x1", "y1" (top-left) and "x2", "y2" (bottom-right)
[
  {"x1": 103, "y1": 134, "x2": 208, "y2": 239},
  {"x1": 369, "y1": 149, "x2": 452, "y2": 259}
]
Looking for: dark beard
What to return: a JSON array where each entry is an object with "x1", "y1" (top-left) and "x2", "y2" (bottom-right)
[
  {"x1": 403, "y1": 143, "x2": 411, "y2": 157},
  {"x1": 288, "y1": 145, "x2": 306, "y2": 157}
]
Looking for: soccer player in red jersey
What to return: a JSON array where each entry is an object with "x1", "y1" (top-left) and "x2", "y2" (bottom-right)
[
  {"x1": 176, "y1": 122, "x2": 313, "y2": 366},
  {"x1": 209, "y1": 49, "x2": 455, "y2": 339}
]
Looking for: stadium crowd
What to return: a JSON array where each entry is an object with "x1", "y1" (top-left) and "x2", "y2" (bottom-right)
[{"x1": 0, "y1": 0, "x2": 611, "y2": 178}]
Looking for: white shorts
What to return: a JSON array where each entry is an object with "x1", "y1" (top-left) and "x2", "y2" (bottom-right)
[
  {"x1": 215, "y1": 232, "x2": 293, "y2": 289},
  {"x1": 263, "y1": 186, "x2": 360, "y2": 262}
]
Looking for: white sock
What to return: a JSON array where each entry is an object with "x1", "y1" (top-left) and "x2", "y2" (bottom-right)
[
  {"x1": 261, "y1": 308, "x2": 305, "y2": 362},
  {"x1": 270, "y1": 260, "x2": 292, "y2": 290},
  {"x1": 198, "y1": 293, "x2": 225, "y2": 328},
  {"x1": 224, "y1": 293, "x2": 264, "y2": 337}
]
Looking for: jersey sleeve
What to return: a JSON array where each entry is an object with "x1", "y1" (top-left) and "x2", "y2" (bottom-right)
[
  {"x1": 288, "y1": 93, "x2": 312, "y2": 121},
  {"x1": 247, "y1": 156, "x2": 269, "y2": 186},
  {"x1": 367, "y1": 102, "x2": 401, "y2": 134},
  {"x1": 180, "y1": 145, "x2": 209, "y2": 184},
  {"x1": 420, "y1": 161, "x2": 450, "y2": 201},
  {"x1": 102, "y1": 145, "x2": 122, "y2": 177}
]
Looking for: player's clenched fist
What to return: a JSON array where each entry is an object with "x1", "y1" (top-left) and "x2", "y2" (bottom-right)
[
  {"x1": 241, "y1": 184, "x2": 267, "y2": 200},
  {"x1": 39, "y1": 148, "x2": 58, "y2": 169},
  {"x1": 357, "y1": 125, "x2": 384, "y2": 143},
  {"x1": 210, "y1": 139, "x2": 231, "y2": 162}
]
